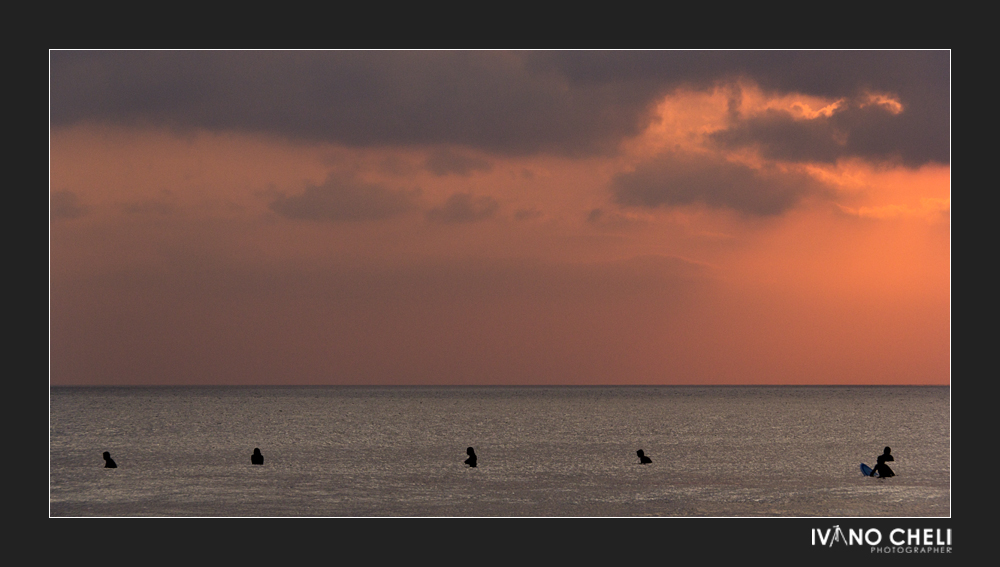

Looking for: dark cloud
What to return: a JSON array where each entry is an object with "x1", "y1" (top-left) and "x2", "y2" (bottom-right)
[
  {"x1": 711, "y1": 93, "x2": 947, "y2": 166},
  {"x1": 269, "y1": 175, "x2": 420, "y2": 222},
  {"x1": 51, "y1": 190, "x2": 87, "y2": 220},
  {"x1": 612, "y1": 151, "x2": 828, "y2": 216},
  {"x1": 424, "y1": 148, "x2": 493, "y2": 176},
  {"x1": 710, "y1": 108, "x2": 844, "y2": 163},
  {"x1": 539, "y1": 51, "x2": 950, "y2": 165},
  {"x1": 50, "y1": 51, "x2": 948, "y2": 163},
  {"x1": 426, "y1": 193, "x2": 499, "y2": 224},
  {"x1": 49, "y1": 51, "x2": 656, "y2": 156}
]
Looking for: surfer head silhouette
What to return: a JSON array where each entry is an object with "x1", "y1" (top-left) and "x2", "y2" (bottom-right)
[
  {"x1": 465, "y1": 447, "x2": 477, "y2": 468},
  {"x1": 103, "y1": 451, "x2": 117, "y2": 468},
  {"x1": 636, "y1": 449, "x2": 652, "y2": 464},
  {"x1": 251, "y1": 448, "x2": 264, "y2": 465}
]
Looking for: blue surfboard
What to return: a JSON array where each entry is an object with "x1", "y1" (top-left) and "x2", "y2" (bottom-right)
[{"x1": 860, "y1": 463, "x2": 876, "y2": 477}]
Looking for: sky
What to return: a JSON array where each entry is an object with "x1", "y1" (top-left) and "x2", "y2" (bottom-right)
[{"x1": 49, "y1": 50, "x2": 950, "y2": 386}]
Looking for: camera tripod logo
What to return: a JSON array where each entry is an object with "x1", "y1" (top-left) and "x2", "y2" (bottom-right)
[
  {"x1": 827, "y1": 525, "x2": 847, "y2": 547},
  {"x1": 812, "y1": 525, "x2": 855, "y2": 547}
]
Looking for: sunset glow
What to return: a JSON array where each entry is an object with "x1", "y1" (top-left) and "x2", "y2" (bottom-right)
[{"x1": 49, "y1": 51, "x2": 950, "y2": 386}]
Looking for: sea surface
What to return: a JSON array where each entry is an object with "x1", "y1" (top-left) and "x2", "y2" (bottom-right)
[{"x1": 49, "y1": 386, "x2": 950, "y2": 517}]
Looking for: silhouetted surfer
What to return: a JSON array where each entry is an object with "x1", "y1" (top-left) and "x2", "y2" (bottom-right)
[
  {"x1": 870, "y1": 446, "x2": 895, "y2": 478},
  {"x1": 636, "y1": 449, "x2": 652, "y2": 464},
  {"x1": 251, "y1": 448, "x2": 264, "y2": 465},
  {"x1": 103, "y1": 451, "x2": 117, "y2": 468},
  {"x1": 465, "y1": 447, "x2": 477, "y2": 467}
]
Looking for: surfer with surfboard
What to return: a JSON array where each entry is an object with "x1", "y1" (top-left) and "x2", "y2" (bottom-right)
[{"x1": 861, "y1": 446, "x2": 895, "y2": 478}]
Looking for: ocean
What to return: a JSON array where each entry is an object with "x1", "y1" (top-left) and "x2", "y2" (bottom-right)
[{"x1": 49, "y1": 386, "x2": 949, "y2": 517}]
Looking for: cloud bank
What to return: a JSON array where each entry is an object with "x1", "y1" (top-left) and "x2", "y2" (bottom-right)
[
  {"x1": 50, "y1": 51, "x2": 949, "y2": 164},
  {"x1": 269, "y1": 175, "x2": 420, "y2": 222},
  {"x1": 612, "y1": 151, "x2": 827, "y2": 216}
]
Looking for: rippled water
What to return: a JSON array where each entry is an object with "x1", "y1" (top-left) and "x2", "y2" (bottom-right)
[{"x1": 49, "y1": 386, "x2": 949, "y2": 517}]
